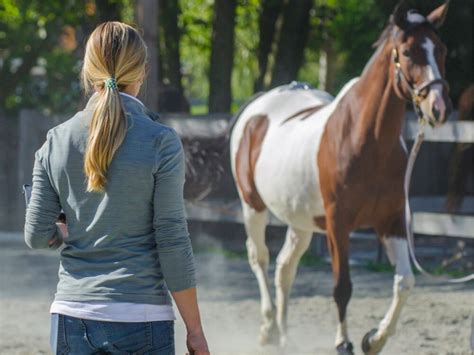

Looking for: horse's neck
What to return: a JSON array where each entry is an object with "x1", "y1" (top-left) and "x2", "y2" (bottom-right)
[{"x1": 353, "y1": 42, "x2": 406, "y2": 154}]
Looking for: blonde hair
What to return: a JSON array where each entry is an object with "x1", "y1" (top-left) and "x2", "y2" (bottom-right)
[{"x1": 81, "y1": 22, "x2": 147, "y2": 192}]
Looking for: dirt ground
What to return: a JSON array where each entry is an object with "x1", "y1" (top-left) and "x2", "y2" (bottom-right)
[{"x1": 0, "y1": 231, "x2": 473, "y2": 355}]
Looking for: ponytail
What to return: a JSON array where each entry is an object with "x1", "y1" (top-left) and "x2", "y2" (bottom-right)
[
  {"x1": 81, "y1": 22, "x2": 147, "y2": 192},
  {"x1": 84, "y1": 81, "x2": 127, "y2": 192}
]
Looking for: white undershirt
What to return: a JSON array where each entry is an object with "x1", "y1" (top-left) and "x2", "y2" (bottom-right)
[{"x1": 50, "y1": 300, "x2": 175, "y2": 322}]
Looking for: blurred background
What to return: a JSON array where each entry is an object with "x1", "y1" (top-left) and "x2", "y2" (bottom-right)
[
  {"x1": 0, "y1": 0, "x2": 473, "y2": 354},
  {"x1": 0, "y1": 0, "x2": 472, "y2": 115},
  {"x1": 1, "y1": 0, "x2": 472, "y2": 226}
]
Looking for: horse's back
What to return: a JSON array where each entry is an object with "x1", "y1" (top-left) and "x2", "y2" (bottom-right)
[
  {"x1": 230, "y1": 80, "x2": 358, "y2": 231},
  {"x1": 230, "y1": 83, "x2": 333, "y2": 165}
]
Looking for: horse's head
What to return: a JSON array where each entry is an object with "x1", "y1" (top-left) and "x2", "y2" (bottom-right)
[{"x1": 390, "y1": 1, "x2": 453, "y2": 126}]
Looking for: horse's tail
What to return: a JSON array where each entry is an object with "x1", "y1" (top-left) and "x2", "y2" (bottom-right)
[{"x1": 183, "y1": 91, "x2": 266, "y2": 201}]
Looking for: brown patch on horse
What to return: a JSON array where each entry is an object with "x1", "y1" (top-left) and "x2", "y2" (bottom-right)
[
  {"x1": 313, "y1": 216, "x2": 327, "y2": 230},
  {"x1": 280, "y1": 105, "x2": 326, "y2": 125},
  {"x1": 235, "y1": 115, "x2": 269, "y2": 212}
]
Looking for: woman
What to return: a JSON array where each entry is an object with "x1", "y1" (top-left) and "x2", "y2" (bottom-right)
[{"x1": 24, "y1": 22, "x2": 209, "y2": 355}]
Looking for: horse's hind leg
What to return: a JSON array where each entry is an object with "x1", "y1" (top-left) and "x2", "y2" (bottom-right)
[
  {"x1": 242, "y1": 203, "x2": 276, "y2": 345},
  {"x1": 362, "y1": 234, "x2": 415, "y2": 354},
  {"x1": 275, "y1": 227, "x2": 312, "y2": 347}
]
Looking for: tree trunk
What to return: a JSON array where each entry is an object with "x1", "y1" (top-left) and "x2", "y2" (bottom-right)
[
  {"x1": 95, "y1": 0, "x2": 122, "y2": 22},
  {"x1": 158, "y1": 0, "x2": 189, "y2": 112},
  {"x1": 254, "y1": 0, "x2": 284, "y2": 92},
  {"x1": 208, "y1": 0, "x2": 237, "y2": 113},
  {"x1": 318, "y1": 40, "x2": 336, "y2": 92},
  {"x1": 135, "y1": 0, "x2": 159, "y2": 111},
  {"x1": 159, "y1": 0, "x2": 183, "y2": 93},
  {"x1": 269, "y1": 0, "x2": 313, "y2": 88}
]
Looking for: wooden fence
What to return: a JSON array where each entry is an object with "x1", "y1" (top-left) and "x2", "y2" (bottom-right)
[
  {"x1": 1, "y1": 109, "x2": 472, "y2": 240},
  {"x1": 162, "y1": 113, "x2": 474, "y2": 240}
]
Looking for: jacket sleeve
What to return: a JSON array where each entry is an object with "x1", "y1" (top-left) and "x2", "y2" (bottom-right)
[
  {"x1": 153, "y1": 128, "x2": 196, "y2": 292},
  {"x1": 24, "y1": 134, "x2": 63, "y2": 249}
]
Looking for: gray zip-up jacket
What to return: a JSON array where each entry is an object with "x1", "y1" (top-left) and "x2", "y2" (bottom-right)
[{"x1": 24, "y1": 93, "x2": 196, "y2": 305}]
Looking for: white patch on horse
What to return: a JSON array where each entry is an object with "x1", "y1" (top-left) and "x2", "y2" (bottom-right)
[
  {"x1": 399, "y1": 137, "x2": 408, "y2": 154},
  {"x1": 407, "y1": 12, "x2": 426, "y2": 24},
  {"x1": 251, "y1": 79, "x2": 358, "y2": 231},
  {"x1": 335, "y1": 319, "x2": 349, "y2": 347},
  {"x1": 419, "y1": 38, "x2": 446, "y2": 123},
  {"x1": 367, "y1": 237, "x2": 415, "y2": 352},
  {"x1": 422, "y1": 38, "x2": 442, "y2": 80}
]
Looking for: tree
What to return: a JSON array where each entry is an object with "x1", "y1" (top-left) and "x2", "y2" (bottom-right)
[
  {"x1": 0, "y1": 0, "x2": 133, "y2": 115},
  {"x1": 135, "y1": 0, "x2": 159, "y2": 111},
  {"x1": 269, "y1": 0, "x2": 313, "y2": 88},
  {"x1": 253, "y1": 0, "x2": 284, "y2": 92},
  {"x1": 208, "y1": 0, "x2": 237, "y2": 113},
  {"x1": 158, "y1": 0, "x2": 189, "y2": 112}
]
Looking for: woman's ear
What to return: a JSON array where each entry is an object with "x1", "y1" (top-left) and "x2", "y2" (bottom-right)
[{"x1": 427, "y1": 0, "x2": 450, "y2": 29}]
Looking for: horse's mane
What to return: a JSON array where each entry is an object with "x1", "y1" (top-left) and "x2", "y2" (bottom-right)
[{"x1": 372, "y1": 21, "x2": 395, "y2": 49}]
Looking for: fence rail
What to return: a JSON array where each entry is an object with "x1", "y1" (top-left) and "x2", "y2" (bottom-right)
[
  {"x1": 185, "y1": 198, "x2": 474, "y2": 239},
  {"x1": 175, "y1": 114, "x2": 473, "y2": 240},
  {"x1": 403, "y1": 118, "x2": 474, "y2": 143},
  {"x1": 1, "y1": 109, "x2": 472, "y2": 237}
]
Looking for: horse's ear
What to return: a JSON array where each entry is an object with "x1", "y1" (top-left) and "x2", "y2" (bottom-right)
[
  {"x1": 427, "y1": 0, "x2": 450, "y2": 28},
  {"x1": 392, "y1": 0, "x2": 409, "y2": 30}
]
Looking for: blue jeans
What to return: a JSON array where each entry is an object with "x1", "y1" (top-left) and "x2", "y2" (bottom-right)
[{"x1": 50, "y1": 314, "x2": 175, "y2": 355}]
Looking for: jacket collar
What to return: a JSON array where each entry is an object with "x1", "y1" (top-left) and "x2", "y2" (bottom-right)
[{"x1": 84, "y1": 92, "x2": 160, "y2": 122}]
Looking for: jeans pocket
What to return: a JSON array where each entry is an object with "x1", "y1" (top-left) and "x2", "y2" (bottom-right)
[
  {"x1": 150, "y1": 321, "x2": 175, "y2": 354},
  {"x1": 108, "y1": 322, "x2": 153, "y2": 354}
]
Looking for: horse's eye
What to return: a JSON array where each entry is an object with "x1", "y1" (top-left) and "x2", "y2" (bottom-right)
[{"x1": 402, "y1": 49, "x2": 411, "y2": 58}]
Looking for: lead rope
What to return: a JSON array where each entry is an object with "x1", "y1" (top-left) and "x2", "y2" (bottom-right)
[{"x1": 404, "y1": 121, "x2": 474, "y2": 283}]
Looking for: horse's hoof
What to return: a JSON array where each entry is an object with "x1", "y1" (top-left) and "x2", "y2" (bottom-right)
[
  {"x1": 361, "y1": 328, "x2": 378, "y2": 354},
  {"x1": 259, "y1": 322, "x2": 279, "y2": 346},
  {"x1": 336, "y1": 341, "x2": 354, "y2": 355}
]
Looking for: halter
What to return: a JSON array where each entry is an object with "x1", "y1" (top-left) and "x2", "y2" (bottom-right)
[{"x1": 391, "y1": 47, "x2": 449, "y2": 126}]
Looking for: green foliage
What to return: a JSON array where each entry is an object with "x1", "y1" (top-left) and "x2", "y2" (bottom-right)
[
  {"x1": 180, "y1": 0, "x2": 260, "y2": 112},
  {"x1": 0, "y1": 0, "x2": 86, "y2": 114},
  {"x1": 300, "y1": 253, "x2": 326, "y2": 268},
  {"x1": 232, "y1": 0, "x2": 260, "y2": 105},
  {"x1": 365, "y1": 261, "x2": 395, "y2": 273},
  {"x1": 1, "y1": 0, "x2": 471, "y2": 114},
  {"x1": 0, "y1": 0, "x2": 133, "y2": 115},
  {"x1": 179, "y1": 0, "x2": 213, "y2": 106}
]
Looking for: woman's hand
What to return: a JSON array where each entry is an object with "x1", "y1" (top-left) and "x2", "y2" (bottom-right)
[
  {"x1": 171, "y1": 288, "x2": 209, "y2": 355},
  {"x1": 56, "y1": 222, "x2": 69, "y2": 238},
  {"x1": 48, "y1": 222, "x2": 68, "y2": 249},
  {"x1": 186, "y1": 328, "x2": 210, "y2": 355}
]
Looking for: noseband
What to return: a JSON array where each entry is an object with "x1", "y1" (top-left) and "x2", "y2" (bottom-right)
[{"x1": 391, "y1": 47, "x2": 449, "y2": 124}]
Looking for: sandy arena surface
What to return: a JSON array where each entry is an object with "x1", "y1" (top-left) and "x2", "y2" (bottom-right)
[{"x1": 0, "y1": 232, "x2": 473, "y2": 355}]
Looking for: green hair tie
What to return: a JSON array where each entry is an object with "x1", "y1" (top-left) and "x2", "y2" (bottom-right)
[{"x1": 104, "y1": 77, "x2": 118, "y2": 90}]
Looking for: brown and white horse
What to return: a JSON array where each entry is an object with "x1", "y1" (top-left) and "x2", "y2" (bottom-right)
[{"x1": 230, "y1": 2, "x2": 452, "y2": 354}]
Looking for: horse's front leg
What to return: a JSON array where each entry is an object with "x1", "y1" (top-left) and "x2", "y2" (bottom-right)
[
  {"x1": 326, "y1": 207, "x2": 354, "y2": 355},
  {"x1": 362, "y1": 234, "x2": 415, "y2": 354}
]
